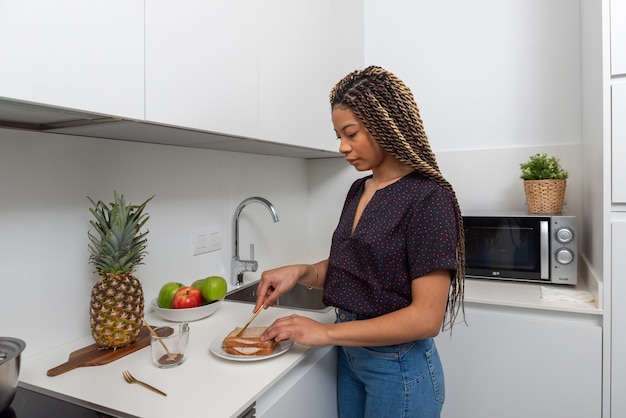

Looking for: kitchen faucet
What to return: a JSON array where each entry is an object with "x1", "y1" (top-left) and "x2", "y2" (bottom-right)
[{"x1": 231, "y1": 196, "x2": 279, "y2": 287}]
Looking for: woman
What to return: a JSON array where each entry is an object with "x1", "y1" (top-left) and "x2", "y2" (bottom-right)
[{"x1": 255, "y1": 66, "x2": 465, "y2": 418}]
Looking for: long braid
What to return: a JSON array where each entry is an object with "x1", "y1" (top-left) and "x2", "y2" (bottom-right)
[{"x1": 330, "y1": 66, "x2": 465, "y2": 330}]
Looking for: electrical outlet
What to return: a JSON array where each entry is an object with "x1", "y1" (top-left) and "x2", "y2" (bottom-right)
[{"x1": 192, "y1": 227, "x2": 222, "y2": 255}]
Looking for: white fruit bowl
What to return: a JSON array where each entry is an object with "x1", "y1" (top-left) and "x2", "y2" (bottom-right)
[{"x1": 150, "y1": 298, "x2": 222, "y2": 322}]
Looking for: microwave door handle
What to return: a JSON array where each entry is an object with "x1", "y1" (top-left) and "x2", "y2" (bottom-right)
[{"x1": 540, "y1": 220, "x2": 550, "y2": 279}]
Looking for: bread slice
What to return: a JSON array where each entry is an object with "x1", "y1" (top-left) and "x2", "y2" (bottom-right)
[{"x1": 222, "y1": 327, "x2": 277, "y2": 356}]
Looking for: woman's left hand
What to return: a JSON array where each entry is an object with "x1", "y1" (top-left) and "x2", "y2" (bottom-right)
[{"x1": 261, "y1": 314, "x2": 330, "y2": 347}]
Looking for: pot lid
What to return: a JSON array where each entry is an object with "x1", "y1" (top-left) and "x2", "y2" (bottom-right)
[{"x1": 0, "y1": 338, "x2": 26, "y2": 364}]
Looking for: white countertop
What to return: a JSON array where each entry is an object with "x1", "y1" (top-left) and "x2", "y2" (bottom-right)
[
  {"x1": 463, "y1": 278, "x2": 602, "y2": 315},
  {"x1": 19, "y1": 300, "x2": 336, "y2": 418},
  {"x1": 18, "y1": 267, "x2": 601, "y2": 418}
]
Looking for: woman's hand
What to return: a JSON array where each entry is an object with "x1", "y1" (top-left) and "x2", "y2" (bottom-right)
[
  {"x1": 254, "y1": 265, "x2": 304, "y2": 312},
  {"x1": 254, "y1": 261, "x2": 327, "y2": 313},
  {"x1": 261, "y1": 314, "x2": 330, "y2": 346}
]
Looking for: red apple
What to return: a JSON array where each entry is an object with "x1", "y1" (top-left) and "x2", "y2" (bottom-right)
[{"x1": 172, "y1": 286, "x2": 203, "y2": 309}]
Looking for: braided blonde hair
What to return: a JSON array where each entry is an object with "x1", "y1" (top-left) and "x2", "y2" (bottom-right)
[{"x1": 330, "y1": 66, "x2": 465, "y2": 330}]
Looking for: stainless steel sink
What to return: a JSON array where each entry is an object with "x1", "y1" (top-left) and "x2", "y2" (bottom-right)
[{"x1": 225, "y1": 281, "x2": 331, "y2": 312}]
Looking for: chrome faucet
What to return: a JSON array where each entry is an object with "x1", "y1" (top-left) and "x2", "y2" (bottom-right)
[{"x1": 231, "y1": 196, "x2": 279, "y2": 286}]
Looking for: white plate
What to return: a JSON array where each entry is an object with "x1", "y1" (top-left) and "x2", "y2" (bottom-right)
[{"x1": 209, "y1": 331, "x2": 294, "y2": 362}]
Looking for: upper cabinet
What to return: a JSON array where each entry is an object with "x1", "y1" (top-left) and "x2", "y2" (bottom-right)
[
  {"x1": 612, "y1": 0, "x2": 626, "y2": 76},
  {"x1": 0, "y1": 0, "x2": 144, "y2": 120},
  {"x1": 0, "y1": 1, "x2": 360, "y2": 156},
  {"x1": 145, "y1": 0, "x2": 363, "y2": 152},
  {"x1": 258, "y1": 0, "x2": 363, "y2": 151},
  {"x1": 145, "y1": 1, "x2": 259, "y2": 139}
]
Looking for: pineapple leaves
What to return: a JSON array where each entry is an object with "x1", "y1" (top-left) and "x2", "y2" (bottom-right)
[{"x1": 87, "y1": 192, "x2": 155, "y2": 276}]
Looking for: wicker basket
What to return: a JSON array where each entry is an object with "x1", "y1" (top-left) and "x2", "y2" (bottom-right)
[{"x1": 524, "y1": 179, "x2": 566, "y2": 214}]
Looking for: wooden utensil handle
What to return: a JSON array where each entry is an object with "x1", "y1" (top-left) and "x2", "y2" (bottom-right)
[{"x1": 47, "y1": 362, "x2": 80, "y2": 377}]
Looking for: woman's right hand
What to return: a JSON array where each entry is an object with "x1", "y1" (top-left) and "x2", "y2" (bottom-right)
[{"x1": 254, "y1": 264, "x2": 306, "y2": 312}]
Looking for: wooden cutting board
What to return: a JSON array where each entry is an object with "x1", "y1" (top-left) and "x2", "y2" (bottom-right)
[{"x1": 47, "y1": 326, "x2": 173, "y2": 377}]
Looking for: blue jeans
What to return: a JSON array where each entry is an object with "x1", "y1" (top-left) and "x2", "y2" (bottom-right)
[{"x1": 336, "y1": 309, "x2": 445, "y2": 418}]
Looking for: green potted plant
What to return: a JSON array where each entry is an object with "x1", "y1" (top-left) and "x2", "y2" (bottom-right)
[{"x1": 519, "y1": 153, "x2": 569, "y2": 214}]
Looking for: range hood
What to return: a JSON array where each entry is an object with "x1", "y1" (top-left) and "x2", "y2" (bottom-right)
[{"x1": 0, "y1": 98, "x2": 340, "y2": 159}]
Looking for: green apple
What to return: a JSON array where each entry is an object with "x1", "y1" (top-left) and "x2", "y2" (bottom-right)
[
  {"x1": 158, "y1": 282, "x2": 184, "y2": 308},
  {"x1": 191, "y1": 278, "x2": 206, "y2": 291},
  {"x1": 200, "y1": 276, "x2": 227, "y2": 302}
]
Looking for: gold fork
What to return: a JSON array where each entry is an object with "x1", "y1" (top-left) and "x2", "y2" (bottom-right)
[{"x1": 122, "y1": 370, "x2": 167, "y2": 397}]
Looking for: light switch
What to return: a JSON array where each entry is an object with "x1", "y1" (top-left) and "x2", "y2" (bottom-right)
[{"x1": 192, "y1": 227, "x2": 221, "y2": 255}]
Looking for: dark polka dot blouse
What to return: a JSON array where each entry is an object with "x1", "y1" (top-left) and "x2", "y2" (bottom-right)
[{"x1": 323, "y1": 171, "x2": 458, "y2": 319}]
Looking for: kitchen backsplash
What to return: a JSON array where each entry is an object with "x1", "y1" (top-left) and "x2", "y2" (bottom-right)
[
  {"x1": 0, "y1": 128, "x2": 314, "y2": 356},
  {"x1": 0, "y1": 127, "x2": 581, "y2": 355}
]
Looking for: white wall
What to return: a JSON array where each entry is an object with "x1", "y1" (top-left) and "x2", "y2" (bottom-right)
[
  {"x1": 437, "y1": 144, "x2": 582, "y2": 215},
  {"x1": 309, "y1": 0, "x2": 584, "y2": 254},
  {"x1": 0, "y1": 128, "x2": 311, "y2": 356},
  {"x1": 307, "y1": 143, "x2": 582, "y2": 255},
  {"x1": 3, "y1": 132, "x2": 581, "y2": 358},
  {"x1": 364, "y1": 0, "x2": 581, "y2": 152}
]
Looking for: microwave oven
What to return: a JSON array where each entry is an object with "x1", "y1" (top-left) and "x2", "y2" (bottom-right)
[{"x1": 462, "y1": 213, "x2": 577, "y2": 285}]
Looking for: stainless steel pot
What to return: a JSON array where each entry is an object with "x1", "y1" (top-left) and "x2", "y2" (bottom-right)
[{"x1": 0, "y1": 337, "x2": 26, "y2": 412}]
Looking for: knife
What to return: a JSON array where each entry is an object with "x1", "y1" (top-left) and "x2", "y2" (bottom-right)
[{"x1": 236, "y1": 307, "x2": 264, "y2": 337}]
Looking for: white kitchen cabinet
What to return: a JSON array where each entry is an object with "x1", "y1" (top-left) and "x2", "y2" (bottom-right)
[
  {"x1": 145, "y1": 0, "x2": 363, "y2": 151},
  {"x1": 258, "y1": 0, "x2": 363, "y2": 152},
  {"x1": 0, "y1": 0, "x2": 144, "y2": 119},
  {"x1": 612, "y1": 220, "x2": 626, "y2": 416},
  {"x1": 0, "y1": 0, "x2": 359, "y2": 154},
  {"x1": 256, "y1": 346, "x2": 338, "y2": 418},
  {"x1": 145, "y1": 1, "x2": 259, "y2": 139},
  {"x1": 612, "y1": 0, "x2": 626, "y2": 75},
  {"x1": 613, "y1": 83, "x2": 626, "y2": 203},
  {"x1": 435, "y1": 305, "x2": 602, "y2": 418}
]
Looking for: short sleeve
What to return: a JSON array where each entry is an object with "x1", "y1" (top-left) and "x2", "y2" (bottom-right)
[{"x1": 406, "y1": 187, "x2": 458, "y2": 280}]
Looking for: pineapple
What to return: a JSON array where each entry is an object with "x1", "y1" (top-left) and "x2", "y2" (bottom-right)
[{"x1": 87, "y1": 191, "x2": 154, "y2": 349}]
